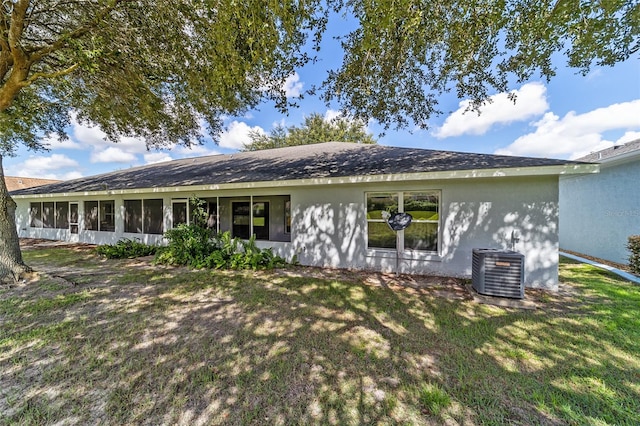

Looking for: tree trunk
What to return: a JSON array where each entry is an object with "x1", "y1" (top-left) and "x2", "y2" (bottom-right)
[{"x1": 0, "y1": 155, "x2": 31, "y2": 281}]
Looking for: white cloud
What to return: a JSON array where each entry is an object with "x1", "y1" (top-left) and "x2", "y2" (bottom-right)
[
  {"x1": 282, "y1": 72, "x2": 304, "y2": 98},
  {"x1": 90, "y1": 147, "x2": 138, "y2": 164},
  {"x1": 324, "y1": 109, "x2": 342, "y2": 122},
  {"x1": 617, "y1": 131, "x2": 640, "y2": 144},
  {"x1": 42, "y1": 134, "x2": 82, "y2": 150},
  {"x1": 435, "y1": 83, "x2": 550, "y2": 138},
  {"x1": 219, "y1": 121, "x2": 265, "y2": 150},
  {"x1": 495, "y1": 99, "x2": 640, "y2": 159},
  {"x1": 71, "y1": 119, "x2": 148, "y2": 153},
  {"x1": 56, "y1": 171, "x2": 84, "y2": 180},
  {"x1": 5, "y1": 154, "x2": 82, "y2": 180},
  {"x1": 71, "y1": 120, "x2": 108, "y2": 147},
  {"x1": 174, "y1": 144, "x2": 221, "y2": 157},
  {"x1": 22, "y1": 154, "x2": 79, "y2": 171},
  {"x1": 144, "y1": 152, "x2": 174, "y2": 164}
]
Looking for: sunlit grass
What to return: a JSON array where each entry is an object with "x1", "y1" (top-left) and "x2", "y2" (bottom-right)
[{"x1": 1, "y1": 249, "x2": 638, "y2": 425}]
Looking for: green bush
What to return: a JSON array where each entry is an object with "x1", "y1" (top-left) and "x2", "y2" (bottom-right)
[
  {"x1": 154, "y1": 224, "x2": 216, "y2": 267},
  {"x1": 96, "y1": 238, "x2": 158, "y2": 259},
  {"x1": 628, "y1": 235, "x2": 640, "y2": 274},
  {"x1": 154, "y1": 226, "x2": 287, "y2": 270}
]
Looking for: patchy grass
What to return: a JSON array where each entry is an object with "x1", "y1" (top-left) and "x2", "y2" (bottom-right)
[{"x1": 0, "y1": 249, "x2": 638, "y2": 425}]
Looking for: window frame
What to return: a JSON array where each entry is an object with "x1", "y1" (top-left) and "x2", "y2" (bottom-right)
[
  {"x1": 365, "y1": 190, "x2": 441, "y2": 255},
  {"x1": 84, "y1": 200, "x2": 115, "y2": 232},
  {"x1": 365, "y1": 193, "x2": 398, "y2": 250},
  {"x1": 99, "y1": 200, "x2": 116, "y2": 232},
  {"x1": 124, "y1": 199, "x2": 164, "y2": 235},
  {"x1": 69, "y1": 202, "x2": 79, "y2": 234},
  {"x1": 171, "y1": 199, "x2": 189, "y2": 228},
  {"x1": 252, "y1": 201, "x2": 270, "y2": 241},
  {"x1": 29, "y1": 201, "x2": 71, "y2": 230},
  {"x1": 143, "y1": 199, "x2": 165, "y2": 235},
  {"x1": 284, "y1": 200, "x2": 291, "y2": 234}
]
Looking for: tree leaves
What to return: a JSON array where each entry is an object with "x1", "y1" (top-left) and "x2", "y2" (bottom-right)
[
  {"x1": 243, "y1": 112, "x2": 376, "y2": 151},
  {"x1": 323, "y1": 0, "x2": 639, "y2": 131},
  {"x1": 0, "y1": 0, "x2": 326, "y2": 153},
  {"x1": 0, "y1": 0, "x2": 638, "y2": 154}
]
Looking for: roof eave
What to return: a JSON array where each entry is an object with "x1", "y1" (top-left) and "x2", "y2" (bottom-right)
[
  {"x1": 599, "y1": 150, "x2": 640, "y2": 167},
  {"x1": 12, "y1": 163, "x2": 598, "y2": 199}
]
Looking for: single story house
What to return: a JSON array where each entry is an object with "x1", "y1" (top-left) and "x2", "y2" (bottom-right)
[
  {"x1": 560, "y1": 139, "x2": 640, "y2": 265},
  {"x1": 11, "y1": 142, "x2": 597, "y2": 290}
]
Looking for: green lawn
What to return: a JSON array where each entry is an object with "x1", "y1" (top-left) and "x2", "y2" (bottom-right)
[{"x1": 1, "y1": 248, "x2": 638, "y2": 425}]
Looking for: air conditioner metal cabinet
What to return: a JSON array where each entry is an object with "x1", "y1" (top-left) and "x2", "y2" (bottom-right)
[{"x1": 472, "y1": 249, "x2": 525, "y2": 299}]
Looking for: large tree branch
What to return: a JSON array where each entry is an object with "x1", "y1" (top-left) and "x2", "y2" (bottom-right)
[
  {"x1": 29, "y1": 0, "x2": 124, "y2": 63},
  {"x1": 0, "y1": 49, "x2": 12, "y2": 82},
  {"x1": 23, "y1": 61, "x2": 78, "y2": 85},
  {"x1": 8, "y1": 0, "x2": 29, "y2": 55},
  {"x1": 1, "y1": 0, "x2": 123, "y2": 111},
  {"x1": 0, "y1": 0, "x2": 31, "y2": 111}
]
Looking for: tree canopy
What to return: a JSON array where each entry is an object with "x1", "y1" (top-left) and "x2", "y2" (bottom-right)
[
  {"x1": 324, "y1": 0, "x2": 639, "y2": 131},
  {"x1": 0, "y1": 0, "x2": 328, "y2": 155},
  {"x1": 243, "y1": 113, "x2": 376, "y2": 151},
  {"x1": 1, "y1": 1, "x2": 638, "y2": 152}
]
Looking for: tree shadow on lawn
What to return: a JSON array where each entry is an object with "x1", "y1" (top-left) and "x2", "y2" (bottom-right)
[{"x1": 1, "y1": 256, "x2": 639, "y2": 425}]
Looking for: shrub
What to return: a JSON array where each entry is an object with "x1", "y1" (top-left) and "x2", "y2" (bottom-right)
[
  {"x1": 154, "y1": 227, "x2": 287, "y2": 270},
  {"x1": 96, "y1": 238, "x2": 158, "y2": 259},
  {"x1": 154, "y1": 224, "x2": 216, "y2": 267},
  {"x1": 628, "y1": 235, "x2": 640, "y2": 274}
]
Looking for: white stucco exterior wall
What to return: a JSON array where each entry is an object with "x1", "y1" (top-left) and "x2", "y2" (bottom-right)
[
  {"x1": 14, "y1": 175, "x2": 560, "y2": 290},
  {"x1": 560, "y1": 157, "x2": 640, "y2": 264},
  {"x1": 290, "y1": 176, "x2": 559, "y2": 289}
]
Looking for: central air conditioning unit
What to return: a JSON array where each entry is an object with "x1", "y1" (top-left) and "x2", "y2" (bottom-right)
[{"x1": 472, "y1": 248, "x2": 524, "y2": 299}]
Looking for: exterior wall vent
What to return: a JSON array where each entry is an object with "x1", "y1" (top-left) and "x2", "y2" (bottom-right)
[{"x1": 472, "y1": 248, "x2": 524, "y2": 299}]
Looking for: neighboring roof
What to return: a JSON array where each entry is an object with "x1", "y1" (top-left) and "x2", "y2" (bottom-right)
[
  {"x1": 11, "y1": 142, "x2": 595, "y2": 196},
  {"x1": 577, "y1": 139, "x2": 640, "y2": 163},
  {"x1": 4, "y1": 176, "x2": 61, "y2": 192}
]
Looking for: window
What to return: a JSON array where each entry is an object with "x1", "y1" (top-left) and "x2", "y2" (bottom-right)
[
  {"x1": 144, "y1": 199, "x2": 164, "y2": 234},
  {"x1": 366, "y1": 191, "x2": 439, "y2": 252},
  {"x1": 403, "y1": 192, "x2": 439, "y2": 251},
  {"x1": 230, "y1": 201, "x2": 270, "y2": 240},
  {"x1": 42, "y1": 202, "x2": 54, "y2": 228},
  {"x1": 232, "y1": 202, "x2": 251, "y2": 239},
  {"x1": 84, "y1": 200, "x2": 115, "y2": 232},
  {"x1": 125, "y1": 199, "x2": 164, "y2": 234},
  {"x1": 69, "y1": 203, "x2": 79, "y2": 234},
  {"x1": 284, "y1": 200, "x2": 291, "y2": 234},
  {"x1": 85, "y1": 201, "x2": 98, "y2": 231},
  {"x1": 29, "y1": 203, "x2": 41, "y2": 228},
  {"x1": 366, "y1": 193, "x2": 398, "y2": 249},
  {"x1": 100, "y1": 201, "x2": 115, "y2": 231},
  {"x1": 56, "y1": 202, "x2": 69, "y2": 229},
  {"x1": 29, "y1": 201, "x2": 70, "y2": 229},
  {"x1": 124, "y1": 200, "x2": 143, "y2": 233},
  {"x1": 252, "y1": 202, "x2": 269, "y2": 240},
  {"x1": 171, "y1": 200, "x2": 188, "y2": 228}
]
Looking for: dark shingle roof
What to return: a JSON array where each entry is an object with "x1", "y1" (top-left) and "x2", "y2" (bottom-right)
[
  {"x1": 577, "y1": 139, "x2": 640, "y2": 162},
  {"x1": 11, "y1": 142, "x2": 586, "y2": 196}
]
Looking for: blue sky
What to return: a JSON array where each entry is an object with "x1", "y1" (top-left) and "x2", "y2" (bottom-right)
[{"x1": 4, "y1": 19, "x2": 640, "y2": 180}]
